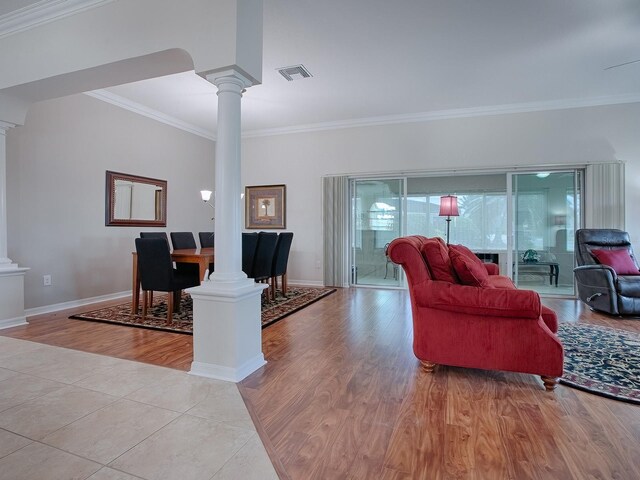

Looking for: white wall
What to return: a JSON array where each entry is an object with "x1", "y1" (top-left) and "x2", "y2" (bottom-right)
[
  {"x1": 242, "y1": 102, "x2": 640, "y2": 284},
  {"x1": 7, "y1": 94, "x2": 215, "y2": 309},
  {"x1": 8, "y1": 98, "x2": 639, "y2": 307}
]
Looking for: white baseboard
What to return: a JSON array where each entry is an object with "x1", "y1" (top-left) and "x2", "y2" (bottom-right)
[
  {"x1": 289, "y1": 279, "x2": 324, "y2": 287},
  {"x1": 0, "y1": 316, "x2": 28, "y2": 330},
  {"x1": 24, "y1": 282, "x2": 330, "y2": 319},
  {"x1": 25, "y1": 291, "x2": 130, "y2": 317}
]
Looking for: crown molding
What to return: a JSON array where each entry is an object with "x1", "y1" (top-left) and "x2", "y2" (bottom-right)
[
  {"x1": 85, "y1": 90, "x2": 216, "y2": 141},
  {"x1": 87, "y1": 87, "x2": 640, "y2": 142},
  {"x1": 0, "y1": 0, "x2": 115, "y2": 38},
  {"x1": 242, "y1": 93, "x2": 640, "y2": 138},
  {"x1": 0, "y1": 120, "x2": 17, "y2": 133}
]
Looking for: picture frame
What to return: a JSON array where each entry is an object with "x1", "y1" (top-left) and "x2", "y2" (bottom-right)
[{"x1": 245, "y1": 184, "x2": 286, "y2": 229}]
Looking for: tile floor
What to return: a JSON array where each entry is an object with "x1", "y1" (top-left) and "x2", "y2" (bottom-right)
[{"x1": 0, "y1": 336, "x2": 278, "y2": 480}]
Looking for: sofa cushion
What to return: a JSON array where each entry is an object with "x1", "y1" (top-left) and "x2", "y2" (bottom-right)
[
  {"x1": 415, "y1": 281, "x2": 541, "y2": 319},
  {"x1": 486, "y1": 275, "x2": 515, "y2": 289},
  {"x1": 616, "y1": 276, "x2": 640, "y2": 297},
  {"x1": 421, "y1": 238, "x2": 457, "y2": 283},
  {"x1": 591, "y1": 248, "x2": 640, "y2": 275},
  {"x1": 449, "y1": 246, "x2": 490, "y2": 287},
  {"x1": 484, "y1": 263, "x2": 500, "y2": 275}
]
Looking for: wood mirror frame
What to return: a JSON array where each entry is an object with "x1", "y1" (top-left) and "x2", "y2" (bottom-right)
[{"x1": 105, "y1": 171, "x2": 167, "y2": 226}]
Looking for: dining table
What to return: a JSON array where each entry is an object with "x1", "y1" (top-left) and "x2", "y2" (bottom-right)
[{"x1": 131, "y1": 247, "x2": 214, "y2": 314}]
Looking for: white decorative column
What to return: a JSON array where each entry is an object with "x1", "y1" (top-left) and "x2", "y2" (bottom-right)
[
  {"x1": 0, "y1": 121, "x2": 29, "y2": 330},
  {"x1": 187, "y1": 69, "x2": 267, "y2": 382}
]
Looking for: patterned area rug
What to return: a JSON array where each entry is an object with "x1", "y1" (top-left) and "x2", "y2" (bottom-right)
[
  {"x1": 557, "y1": 322, "x2": 640, "y2": 405},
  {"x1": 70, "y1": 286, "x2": 336, "y2": 334}
]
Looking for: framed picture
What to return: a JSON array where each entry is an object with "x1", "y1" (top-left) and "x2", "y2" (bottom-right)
[{"x1": 245, "y1": 184, "x2": 286, "y2": 229}]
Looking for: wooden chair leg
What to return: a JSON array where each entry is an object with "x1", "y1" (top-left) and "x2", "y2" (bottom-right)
[
  {"x1": 148, "y1": 291, "x2": 154, "y2": 307},
  {"x1": 142, "y1": 291, "x2": 149, "y2": 319},
  {"x1": 420, "y1": 360, "x2": 436, "y2": 373},
  {"x1": 265, "y1": 279, "x2": 272, "y2": 301},
  {"x1": 271, "y1": 277, "x2": 277, "y2": 301},
  {"x1": 173, "y1": 290, "x2": 182, "y2": 313},
  {"x1": 167, "y1": 291, "x2": 174, "y2": 324},
  {"x1": 541, "y1": 376, "x2": 558, "y2": 391},
  {"x1": 282, "y1": 273, "x2": 288, "y2": 296}
]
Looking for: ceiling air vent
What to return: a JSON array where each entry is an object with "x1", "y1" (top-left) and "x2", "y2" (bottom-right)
[{"x1": 277, "y1": 64, "x2": 312, "y2": 81}]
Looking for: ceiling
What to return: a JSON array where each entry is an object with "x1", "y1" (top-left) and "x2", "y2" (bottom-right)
[{"x1": 7, "y1": 0, "x2": 640, "y2": 137}]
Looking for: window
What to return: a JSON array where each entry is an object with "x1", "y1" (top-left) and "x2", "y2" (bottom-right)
[{"x1": 407, "y1": 192, "x2": 508, "y2": 250}]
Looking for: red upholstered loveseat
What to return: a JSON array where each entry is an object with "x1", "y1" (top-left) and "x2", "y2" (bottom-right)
[{"x1": 387, "y1": 235, "x2": 563, "y2": 391}]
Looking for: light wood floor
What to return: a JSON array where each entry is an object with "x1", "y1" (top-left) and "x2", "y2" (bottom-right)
[{"x1": 2, "y1": 289, "x2": 640, "y2": 479}]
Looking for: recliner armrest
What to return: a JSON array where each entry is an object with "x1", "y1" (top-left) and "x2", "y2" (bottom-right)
[
  {"x1": 574, "y1": 264, "x2": 617, "y2": 289},
  {"x1": 414, "y1": 281, "x2": 541, "y2": 319}
]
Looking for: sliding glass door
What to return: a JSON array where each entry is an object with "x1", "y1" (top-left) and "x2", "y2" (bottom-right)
[
  {"x1": 510, "y1": 171, "x2": 582, "y2": 295},
  {"x1": 347, "y1": 170, "x2": 582, "y2": 296},
  {"x1": 351, "y1": 178, "x2": 404, "y2": 287}
]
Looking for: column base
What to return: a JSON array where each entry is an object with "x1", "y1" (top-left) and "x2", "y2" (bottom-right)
[
  {"x1": 0, "y1": 266, "x2": 29, "y2": 330},
  {"x1": 187, "y1": 279, "x2": 268, "y2": 383},
  {"x1": 190, "y1": 354, "x2": 266, "y2": 383}
]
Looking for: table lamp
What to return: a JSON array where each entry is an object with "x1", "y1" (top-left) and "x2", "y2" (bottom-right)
[{"x1": 439, "y1": 195, "x2": 459, "y2": 245}]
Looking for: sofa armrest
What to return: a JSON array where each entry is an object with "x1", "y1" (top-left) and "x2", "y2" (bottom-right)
[
  {"x1": 414, "y1": 281, "x2": 541, "y2": 319},
  {"x1": 484, "y1": 263, "x2": 500, "y2": 275}
]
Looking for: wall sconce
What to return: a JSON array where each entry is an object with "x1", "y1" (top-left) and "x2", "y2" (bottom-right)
[
  {"x1": 439, "y1": 195, "x2": 459, "y2": 245},
  {"x1": 200, "y1": 190, "x2": 214, "y2": 219}
]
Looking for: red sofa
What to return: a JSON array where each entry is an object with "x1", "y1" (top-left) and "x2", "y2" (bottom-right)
[{"x1": 387, "y1": 235, "x2": 563, "y2": 391}]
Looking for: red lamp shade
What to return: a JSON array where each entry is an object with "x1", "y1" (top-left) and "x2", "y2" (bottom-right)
[{"x1": 439, "y1": 195, "x2": 459, "y2": 217}]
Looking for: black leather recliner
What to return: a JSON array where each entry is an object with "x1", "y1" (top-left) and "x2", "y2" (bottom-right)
[{"x1": 574, "y1": 229, "x2": 640, "y2": 315}]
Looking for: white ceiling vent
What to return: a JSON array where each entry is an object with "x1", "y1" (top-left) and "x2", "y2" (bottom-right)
[{"x1": 276, "y1": 64, "x2": 312, "y2": 81}]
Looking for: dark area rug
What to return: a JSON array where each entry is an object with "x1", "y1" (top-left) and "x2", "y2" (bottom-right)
[
  {"x1": 557, "y1": 322, "x2": 640, "y2": 405},
  {"x1": 70, "y1": 286, "x2": 336, "y2": 334}
]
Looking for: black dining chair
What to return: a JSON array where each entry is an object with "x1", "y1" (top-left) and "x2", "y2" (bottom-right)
[
  {"x1": 138, "y1": 233, "x2": 170, "y2": 306},
  {"x1": 140, "y1": 232, "x2": 168, "y2": 241},
  {"x1": 135, "y1": 238, "x2": 200, "y2": 323},
  {"x1": 252, "y1": 232, "x2": 279, "y2": 298},
  {"x1": 198, "y1": 232, "x2": 215, "y2": 273},
  {"x1": 169, "y1": 232, "x2": 201, "y2": 280},
  {"x1": 242, "y1": 232, "x2": 259, "y2": 277},
  {"x1": 170, "y1": 232, "x2": 197, "y2": 249},
  {"x1": 198, "y1": 232, "x2": 215, "y2": 248},
  {"x1": 270, "y1": 232, "x2": 294, "y2": 300}
]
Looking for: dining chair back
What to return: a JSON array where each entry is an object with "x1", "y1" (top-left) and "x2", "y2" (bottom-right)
[
  {"x1": 270, "y1": 232, "x2": 294, "y2": 299},
  {"x1": 198, "y1": 232, "x2": 215, "y2": 248},
  {"x1": 170, "y1": 232, "x2": 197, "y2": 249},
  {"x1": 252, "y1": 233, "x2": 279, "y2": 298},
  {"x1": 138, "y1": 233, "x2": 171, "y2": 306},
  {"x1": 135, "y1": 238, "x2": 200, "y2": 323},
  {"x1": 140, "y1": 232, "x2": 168, "y2": 242},
  {"x1": 197, "y1": 232, "x2": 215, "y2": 273},
  {"x1": 169, "y1": 232, "x2": 200, "y2": 279},
  {"x1": 242, "y1": 232, "x2": 259, "y2": 277}
]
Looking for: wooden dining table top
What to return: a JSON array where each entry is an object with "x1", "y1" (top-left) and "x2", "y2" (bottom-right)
[{"x1": 170, "y1": 247, "x2": 214, "y2": 260}]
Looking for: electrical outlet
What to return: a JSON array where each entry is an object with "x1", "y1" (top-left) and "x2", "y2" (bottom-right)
[{"x1": 43, "y1": 274, "x2": 52, "y2": 286}]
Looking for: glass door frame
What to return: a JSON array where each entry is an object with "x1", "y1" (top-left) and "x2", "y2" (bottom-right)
[
  {"x1": 349, "y1": 177, "x2": 407, "y2": 288},
  {"x1": 507, "y1": 169, "x2": 584, "y2": 296}
]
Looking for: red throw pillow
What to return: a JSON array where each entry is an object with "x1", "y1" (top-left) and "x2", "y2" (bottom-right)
[
  {"x1": 450, "y1": 244, "x2": 483, "y2": 264},
  {"x1": 591, "y1": 248, "x2": 640, "y2": 275},
  {"x1": 449, "y1": 247, "x2": 490, "y2": 287},
  {"x1": 421, "y1": 238, "x2": 457, "y2": 283}
]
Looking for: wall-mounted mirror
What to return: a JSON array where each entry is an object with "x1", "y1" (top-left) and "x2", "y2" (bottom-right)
[{"x1": 105, "y1": 171, "x2": 167, "y2": 226}]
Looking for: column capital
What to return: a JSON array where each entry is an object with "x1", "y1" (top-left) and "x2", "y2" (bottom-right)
[
  {"x1": 0, "y1": 121, "x2": 17, "y2": 135},
  {"x1": 205, "y1": 69, "x2": 253, "y2": 91}
]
